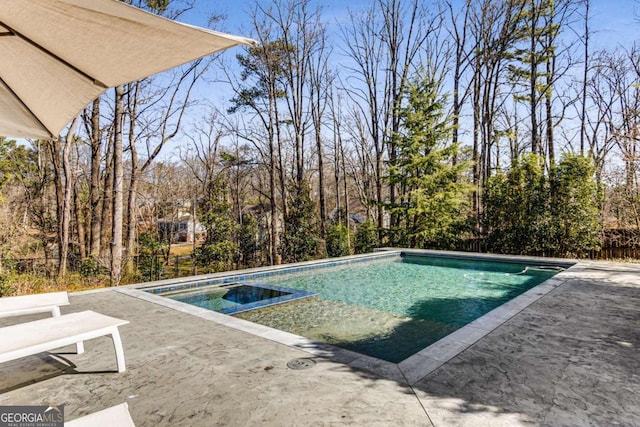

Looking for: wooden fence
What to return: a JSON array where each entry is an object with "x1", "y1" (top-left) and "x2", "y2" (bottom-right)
[{"x1": 457, "y1": 228, "x2": 640, "y2": 260}]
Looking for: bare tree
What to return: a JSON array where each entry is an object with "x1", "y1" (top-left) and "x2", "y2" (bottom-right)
[
  {"x1": 328, "y1": 87, "x2": 349, "y2": 229},
  {"x1": 308, "y1": 18, "x2": 331, "y2": 240},
  {"x1": 123, "y1": 60, "x2": 205, "y2": 274},
  {"x1": 111, "y1": 85, "x2": 125, "y2": 286},
  {"x1": 468, "y1": 0, "x2": 522, "y2": 216},
  {"x1": 264, "y1": 0, "x2": 318, "y2": 185},
  {"x1": 227, "y1": 10, "x2": 289, "y2": 264},
  {"x1": 48, "y1": 117, "x2": 80, "y2": 277},
  {"x1": 579, "y1": 0, "x2": 590, "y2": 156},
  {"x1": 81, "y1": 98, "x2": 104, "y2": 258},
  {"x1": 341, "y1": 0, "x2": 434, "y2": 236},
  {"x1": 447, "y1": 0, "x2": 473, "y2": 160}
]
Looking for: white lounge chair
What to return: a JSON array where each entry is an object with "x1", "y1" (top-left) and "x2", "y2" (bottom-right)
[
  {"x1": 0, "y1": 310, "x2": 129, "y2": 372},
  {"x1": 0, "y1": 291, "x2": 69, "y2": 318},
  {"x1": 0, "y1": 291, "x2": 85, "y2": 353},
  {"x1": 66, "y1": 402, "x2": 135, "y2": 427}
]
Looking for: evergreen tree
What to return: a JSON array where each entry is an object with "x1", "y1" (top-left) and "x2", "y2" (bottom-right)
[
  {"x1": 280, "y1": 180, "x2": 320, "y2": 263},
  {"x1": 483, "y1": 154, "x2": 551, "y2": 255},
  {"x1": 387, "y1": 73, "x2": 471, "y2": 249},
  {"x1": 137, "y1": 230, "x2": 168, "y2": 281},
  {"x1": 238, "y1": 213, "x2": 261, "y2": 268},
  {"x1": 0, "y1": 137, "x2": 31, "y2": 199},
  {"x1": 326, "y1": 223, "x2": 351, "y2": 257},
  {"x1": 353, "y1": 220, "x2": 379, "y2": 254},
  {"x1": 195, "y1": 177, "x2": 238, "y2": 273},
  {"x1": 552, "y1": 154, "x2": 602, "y2": 257},
  {"x1": 508, "y1": 0, "x2": 561, "y2": 157},
  {"x1": 484, "y1": 153, "x2": 602, "y2": 257}
]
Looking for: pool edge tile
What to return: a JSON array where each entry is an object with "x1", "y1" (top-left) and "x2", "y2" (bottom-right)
[
  {"x1": 348, "y1": 355, "x2": 407, "y2": 384},
  {"x1": 398, "y1": 354, "x2": 445, "y2": 384}
]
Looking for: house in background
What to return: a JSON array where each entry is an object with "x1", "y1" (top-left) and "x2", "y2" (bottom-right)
[{"x1": 157, "y1": 213, "x2": 206, "y2": 243}]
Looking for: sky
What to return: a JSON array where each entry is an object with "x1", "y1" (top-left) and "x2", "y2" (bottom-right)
[
  {"x1": 589, "y1": 0, "x2": 638, "y2": 50},
  {"x1": 180, "y1": 0, "x2": 367, "y2": 34},
  {"x1": 180, "y1": 0, "x2": 638, "y2": 49},
  {"x1": 176, "y1": 0, "x2": 639, "y2": 101},
  {"x1": 160, "y1": 0, "x2": 640, "y2": 157},
  {"x1": 8, "y1": 0, "x2": 636, "y2": 162}
]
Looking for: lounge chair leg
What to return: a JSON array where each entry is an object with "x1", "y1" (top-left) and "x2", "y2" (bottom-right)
[
  {"x1": 52, "y1": 307, "x2": 61, "y2": 317},
  {"x1": 76, "y1": 341, "x2": 85, "y2": 354},
  {"x1": 110, "y1": 328, "x2": 126, "y2": 373}
]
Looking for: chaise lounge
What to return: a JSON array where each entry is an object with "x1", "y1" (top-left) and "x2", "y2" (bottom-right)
[
  {"x1": 0, "y1": 310, "x2": 129, "y2": 372},
  {"x1": 0, "y1": 291, "x2": 70, "y2": 318},
  {"x1": 66, "y1": 402, "x2": 135, "y2": 427}
]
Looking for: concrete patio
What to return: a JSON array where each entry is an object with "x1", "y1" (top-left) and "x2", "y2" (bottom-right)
[{"x1": 0, "y1": 260, "x2": 638, "y2": 426}]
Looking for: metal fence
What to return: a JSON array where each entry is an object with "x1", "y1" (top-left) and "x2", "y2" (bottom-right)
[
  {"x1": 0, "y1": 254, "x2": 200, "y2": 283},
  {"x1": 3, "y1": 232, "x2": 640, "y2": 283}
]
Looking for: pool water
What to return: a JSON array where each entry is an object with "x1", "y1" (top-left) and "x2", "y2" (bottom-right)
[
  {"x1": 233, "y1": 255, "x2": 561, "y2": 362},
  {"x1": 167, "y1": 283, "x2": 316, "y2": 315},
  {"x1": 170, "y1": 284, "x2": 287, "y2": 310}
]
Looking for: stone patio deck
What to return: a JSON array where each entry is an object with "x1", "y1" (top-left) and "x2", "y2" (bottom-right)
[{"x1": 1, "y1": 260, "x2": 638, "y2": 426}]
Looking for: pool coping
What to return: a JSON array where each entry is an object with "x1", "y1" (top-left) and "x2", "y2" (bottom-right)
[{"x1": 118, "y1": 249, "x2": 576, "y2": 385}]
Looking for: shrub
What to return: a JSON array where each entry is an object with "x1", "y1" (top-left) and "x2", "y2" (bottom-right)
[
  {"x1": 354, "y1": 220, "x2": 379, "y2": 254},
  {"x1": 280, "y1": 181, "x2": 321, "y2": 262},
  {"x1": 326, "y1": 223, "x2": 351, "y2": 257},
  {"x1": 0, "y1": 274, "x2": 15, "y2": 296},
  {"x1": 483, "y1": 153, "x2": 602, "y2": 257}
]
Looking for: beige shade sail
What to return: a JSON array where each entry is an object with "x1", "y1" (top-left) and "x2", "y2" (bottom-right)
[{"x1": 0, "y1": 0, "x2": 255, "y2": 139}]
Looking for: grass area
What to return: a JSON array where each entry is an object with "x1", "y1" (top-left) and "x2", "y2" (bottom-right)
[
  {"x1": 0, "y1": 272, "x2": 109, "y2": 297},
  {"x1": 169, "y1": 243, "x2": 196, "y2": 257}
]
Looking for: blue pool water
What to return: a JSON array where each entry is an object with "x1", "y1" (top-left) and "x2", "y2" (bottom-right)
[
  {"x1": 160, "y1": 254, "x2": 563, "y2": 362},
  {"x1": 260, "y1": 255, "x2": 557, "y2": 325},
  {"x1": 167, "y1": 283, "x2": 316, "y2": 315}
]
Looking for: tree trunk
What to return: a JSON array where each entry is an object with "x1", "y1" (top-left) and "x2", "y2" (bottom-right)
[
  {"x1": 100, "y1": 138, "x2": 114, "y2": 257},
  {"x1": 275, "y1": 109, "x2": 288, "y2": 224},
  {"x1": 472, "y1": 47, "x2": 481, "y2": 220},
  {"x1": 110, "y1": 85, "x2": 125, "y2": 286},
  {"x1": 530, "y1": 1, "x2": 539, "y2": 154},
  {"x1": 546, "y1": 55, "x2": 555, "y2": 168},
  {"x1": 375, "y1": 144, "x2": 384, "y2": 239},
  {"x1": 333, "y1": 134, "x2": 341, "y2": 224},
  {"x1": 88, "y1": 98, "x2": 103, "y2": 258},
  {"x1": 269, "y1": 98, "x2": 281, "y2": 265},
  {"x1": 59, "y1": 118, "x2": 79, "y2": 277},
  {"x1": 74, "y1": 182, "x2": 87, "y2": 260},
  {"x1": 269, "y1": 140, "x2": 280, "y2": 265},
  {"x1": 48, "y1": 138, "x2": 64, "y2": 274},
  {"x1": 545, "y1": 1, "x2": 555, "y2": 170},
  {"x1": 316, "y1": 130, "x2": 327, "y2": 240},
  {"x1": 341, "y1": 141, "x2": 350, "y2": 251},
  {"x1": 450, "y1": 0, "x2": 470, "y2": 167},
  {"x1": 125, "y1": 82, "x2": 140, "y2": 276},
  {"x1": 310, "y1": 61, "x2": 328, "y2": 240},
  {"x1": 125, "y1": 171, "x2": 138, "y2": 274},
  {"x1": 580, "y1": 0, "x2": 590, "y2": 156}
]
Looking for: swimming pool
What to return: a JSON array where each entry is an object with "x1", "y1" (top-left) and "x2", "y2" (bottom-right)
[{"x1": 148, "y1": 252, "x2": 565, "y2": 363}]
